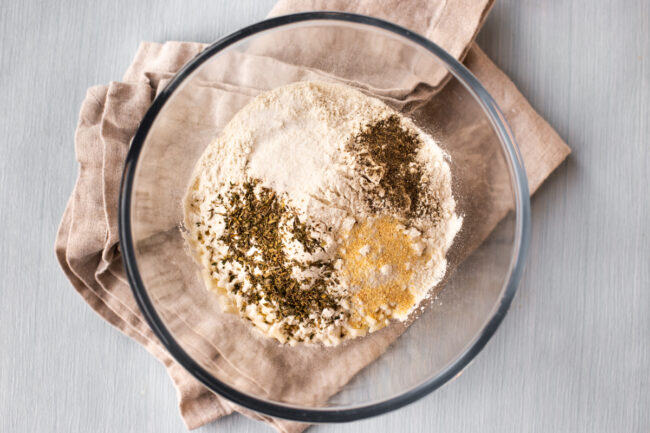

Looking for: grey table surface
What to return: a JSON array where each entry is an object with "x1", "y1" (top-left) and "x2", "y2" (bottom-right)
[{"x1": 1, "y1": 0, "x2": 648, "y2": 432}]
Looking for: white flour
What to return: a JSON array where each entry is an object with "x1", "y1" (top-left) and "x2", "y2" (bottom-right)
[{"x1": 184, "y1": 81, "x2": 461, "y2": 346}]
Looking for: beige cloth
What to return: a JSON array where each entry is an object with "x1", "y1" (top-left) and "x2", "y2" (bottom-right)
[
  {"x1": 55, "y1": 1, "x2": 570, "y2": 432},
  {"x1": 267, "y1": 0, "x2": 494, "y2": 91}
]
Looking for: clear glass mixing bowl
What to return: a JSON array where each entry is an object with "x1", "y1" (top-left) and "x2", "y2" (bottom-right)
[{"x1": 119, "y1": 12, "x2": 530, "y2": 422}]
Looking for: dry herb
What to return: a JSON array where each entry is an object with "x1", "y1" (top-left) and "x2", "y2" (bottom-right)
[
  {"x1": 348, "y1": 115, "x2": 439, "y2": 219},
  {"x1": 214, "y1": 179, "x2": 344, "y2": 326}
]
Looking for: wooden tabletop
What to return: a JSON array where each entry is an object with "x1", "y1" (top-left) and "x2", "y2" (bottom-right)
[{"x1": 1, "y1": 1, "x2": 648, "y2": 432}]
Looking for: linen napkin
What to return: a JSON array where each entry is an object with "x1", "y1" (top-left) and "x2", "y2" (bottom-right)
[{"x1": 55, "y1": 1, "x2": 570, "y2": 432}]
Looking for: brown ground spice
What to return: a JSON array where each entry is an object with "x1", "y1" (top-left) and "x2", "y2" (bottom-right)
[{"x1": 347, "y1": 115, "x2": 436, "y2": 219}]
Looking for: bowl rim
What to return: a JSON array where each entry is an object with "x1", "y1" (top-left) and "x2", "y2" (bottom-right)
[{"x1": 118, "y1": 11, "x2": 531, "y2": 423}]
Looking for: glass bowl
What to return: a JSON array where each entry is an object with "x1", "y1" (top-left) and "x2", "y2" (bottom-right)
[{"x1": 119, "y1": 12, "x2": 530, "y2": 423}]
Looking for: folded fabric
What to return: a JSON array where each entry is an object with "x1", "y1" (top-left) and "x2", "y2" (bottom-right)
[{"x1": 55, "y1": 2, "x2": 570, "y2": 432}]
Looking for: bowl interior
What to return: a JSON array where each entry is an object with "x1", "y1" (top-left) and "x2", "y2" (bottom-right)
[{"x1": 122, "y1": 14, "x2": 527, "y2": 421}]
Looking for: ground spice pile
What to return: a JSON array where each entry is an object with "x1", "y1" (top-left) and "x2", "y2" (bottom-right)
[
  {"x1": 338, "y1": 216, "x2": 425, "y2": 323},
  {"x1": 347, "y1": 115, "x2": 438, "y2": 219}
]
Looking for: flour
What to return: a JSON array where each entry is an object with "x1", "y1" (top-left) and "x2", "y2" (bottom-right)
[{"x1": 184, "y1": 81, "x2": 461, "y2": 346}]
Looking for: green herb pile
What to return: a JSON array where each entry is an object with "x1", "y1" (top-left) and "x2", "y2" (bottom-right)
[{"x1": 207, "y1": 179, "x2": 346, "y2": 333}]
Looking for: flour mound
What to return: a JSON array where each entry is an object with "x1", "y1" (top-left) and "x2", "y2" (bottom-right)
[{"x1": 184, "y1": 81, "x2": 461, "y2": 346}]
